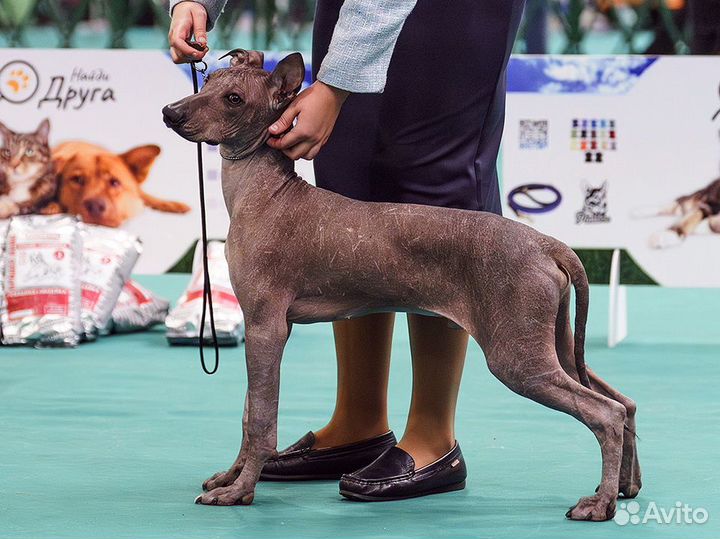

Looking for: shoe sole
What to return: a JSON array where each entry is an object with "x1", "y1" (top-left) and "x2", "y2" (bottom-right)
[
  {"x1": 260, "y1": 473, "x2": 343, "y2": 481},
  {"x1": 339, "y1": 480, "x2": 466, "y2": 502}
]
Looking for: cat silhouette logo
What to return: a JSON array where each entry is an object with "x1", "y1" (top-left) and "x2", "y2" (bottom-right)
[
  {"x1": 576, "y1": 180, "x2": 611, "y2": 224},
  {"x1": 0, "y1": 60, "x2": 40, "y2": 105}
]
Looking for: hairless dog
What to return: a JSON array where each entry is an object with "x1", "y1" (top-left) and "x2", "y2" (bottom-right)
[{"x1": 162, "y1": 50, "x2": 641, "y2": 520}]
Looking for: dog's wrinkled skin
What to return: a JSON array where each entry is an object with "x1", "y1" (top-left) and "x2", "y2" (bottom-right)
[{"x1": 163, "y1": 50, "x2": 641, "y2": 519}]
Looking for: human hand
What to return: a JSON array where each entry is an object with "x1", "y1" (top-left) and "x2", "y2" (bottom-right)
[
  {"x1": 168, "y1": 1, "x2": 209, "y2": 63},
  {"x1": 267, "y1": 81, "x2": 349, "y2": 160}
]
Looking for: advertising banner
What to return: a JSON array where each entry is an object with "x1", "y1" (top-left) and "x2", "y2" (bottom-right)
[
  {"x1": 502, "y1": 56, "x2": 720, "y2": 287},
  {"x1": 3, "y1": 51, "x2": 719, "y2": 286},
  {"x1": 0, "y1": 49, "x2": 312, "y2": 273}
]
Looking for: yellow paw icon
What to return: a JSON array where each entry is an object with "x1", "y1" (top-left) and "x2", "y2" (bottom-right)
[{"x1": 6, "y1": 68, "x2": 30, "y2": 94}]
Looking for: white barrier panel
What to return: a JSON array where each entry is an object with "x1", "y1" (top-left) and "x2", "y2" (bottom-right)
[
  {"x1": 0, "y1": 49, "x2": 312, "y2": 273},
  {"x1": 502, "y1": 56, "x2": 720, "y2": 287},
  {"x1": 3, "y1": 51, "x2": 718, "y2": 284}
]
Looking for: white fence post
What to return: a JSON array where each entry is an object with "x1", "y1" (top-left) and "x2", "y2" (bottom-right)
[{"x1": 608, "y1": 248, "x2": 628, "y2": 347}]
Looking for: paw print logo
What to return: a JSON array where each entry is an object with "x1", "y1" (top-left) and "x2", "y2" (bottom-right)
[
  {"x1": 6, "y1": 68, "x2": 30, "y2": 93},
  {"x1": 0, "y1": 60, "x2": 39, "y2": 104},
  {"x1": 614, "y1": 500, "x2": 642, "y2": 526}
]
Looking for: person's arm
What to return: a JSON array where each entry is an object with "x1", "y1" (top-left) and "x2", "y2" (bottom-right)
[
  {"x1": 168, "y1": 0, "x2": 226, "y2": 63},
  {"x1": 169, "y1": 0, "x2": 226, "y2": 31},
  {"x1": 316, "y1": 0, "x2": 418, "y2": 93},
  {"x1": 268, "y1": 0, "x2": 417, "y2": 159}
]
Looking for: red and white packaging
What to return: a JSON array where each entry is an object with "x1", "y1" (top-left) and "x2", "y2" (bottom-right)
[
  {"x1": 165, "y1": 240, "x2": 244, "y2": 346},
  {"x1": 1, "y1": 214, "x2": 83, "y2": 347},
  {"x1": 0, "y1": 219, "x2": 9, "y2": 343},
  {"x1": 111, "y1": 279, "x2": 169, "y2": 333},
  {"x1": 80, "y1": 224, "x2": 142, "y2": 337}
]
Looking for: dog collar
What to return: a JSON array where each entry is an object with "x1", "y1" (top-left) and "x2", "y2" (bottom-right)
[{"x1": 507, "y1": 183, "x2": 562, "y2": 218}]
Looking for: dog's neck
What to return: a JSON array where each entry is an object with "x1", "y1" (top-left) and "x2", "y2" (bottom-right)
[{"x1": 220, "y1": 142, "x2": 301, "y2": 220}]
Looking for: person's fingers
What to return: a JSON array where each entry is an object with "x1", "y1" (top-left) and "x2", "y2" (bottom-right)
[
  {"x1": 170, "y1": 35, "x2": 203, "y2": 63},
  {"x1": 304, "y1": 143, "x2": 324, "y2": 161},
  {"x1": 191, "y1": 8, "x2": 208, "y2": 47},
  {"x1": 268, "y1": 104, "x2": 299, "y2": 137},
  {"x1": 268, "y1": 126, "x2": 310, "y2": 150},
  {"x1": 284, "y1": 141, "x2": 315, "y2": 161},
  {"x1": 169, "y1": 14, "x2": 206, "y2": 63}
]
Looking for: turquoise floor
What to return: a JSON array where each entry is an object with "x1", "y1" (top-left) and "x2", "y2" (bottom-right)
[{"x1": 1, "y1": 276, "x2": 719, "y2": 539}]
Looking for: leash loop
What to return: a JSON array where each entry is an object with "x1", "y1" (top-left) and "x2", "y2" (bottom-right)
[
  {"x1": 191, "y1": 61, "x2": 220, "y2": 375},
  {"x1": 508, "y1": 183, "x2": 562, "y2": 221}
]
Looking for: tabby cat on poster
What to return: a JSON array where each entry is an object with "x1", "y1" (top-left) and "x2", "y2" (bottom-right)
[{"x1": 0, "y1": 119, "x2": 57, "y2": 219}]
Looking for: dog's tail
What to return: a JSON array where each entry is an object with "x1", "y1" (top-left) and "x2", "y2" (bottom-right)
[
  {"x1": 554, "y1": 245, "x2": 591, "y2": 389},
  {"x1": 140, "y1": 191, "x2": 191, "y2": 214}
]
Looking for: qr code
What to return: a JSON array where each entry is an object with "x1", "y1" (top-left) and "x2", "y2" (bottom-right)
[{"x1": 519, "y1": 119, "x2": 548, "y2": 149}]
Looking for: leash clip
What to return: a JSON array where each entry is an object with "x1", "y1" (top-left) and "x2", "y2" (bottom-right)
[{"x1": 191, "y1": 60, "x2": 208, "y2": 83}]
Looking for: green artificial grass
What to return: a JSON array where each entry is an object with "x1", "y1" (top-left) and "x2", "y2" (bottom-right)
[{"x1": 1, "y1": 276, "x2": 718, "y2": 538}]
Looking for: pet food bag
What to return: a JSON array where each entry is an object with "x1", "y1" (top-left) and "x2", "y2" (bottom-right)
[
  {"x1": 111, "y1": 279, "x2": 169, "y2": 333},
  {"x1": 1, "y1": 214, "x2": 83, "y2": 346},
  {"x1": 165, "y1": 240, "x2": 244, "y2": 346},
  {"x1": 0, "y1": 220, "x2": 8, "y2": 343},
  {"x1": 80, "y1": 224, "x2": 142, "y2": 337}
]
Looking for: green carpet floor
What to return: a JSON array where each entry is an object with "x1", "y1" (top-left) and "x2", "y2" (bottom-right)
[{"x1": 1, "y1": 276, "x2": 718, "y2": 539}]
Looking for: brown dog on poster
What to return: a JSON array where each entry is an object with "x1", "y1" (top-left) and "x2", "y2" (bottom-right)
[
  {"x1": 162, "y1": 50, "x2": 641, "y2": 520},
  {"x1": 47, "y1": 141, "x2": 190, "y2": 227}
]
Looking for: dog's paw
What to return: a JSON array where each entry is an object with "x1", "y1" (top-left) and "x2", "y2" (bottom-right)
[
  {"x1": 566, "y1": 494, "x2": 616, "y2": 521},
  {"x1": 648, "y1": 230, "x2": 683, "y2": 249},
  {"x1": 0, "y1": 196, "x2": 19, "y2": 219},
  {"x1": 202, "y1": 467, "x2": 242, "y2": 492},
  {"x1": 708, "y1": 215, "x2": 720, "y2": 234},
  {"x1": 195, "y1": 484, "x2": 255, "y2": 506}
]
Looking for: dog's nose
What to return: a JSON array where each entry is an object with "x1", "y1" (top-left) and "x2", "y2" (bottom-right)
[
  {"x1": 162, "y1": 104, "x2": 185, "y2": 126},
  {"x1": 84, "y1": 198, "x2": 107, "y2": 218}
]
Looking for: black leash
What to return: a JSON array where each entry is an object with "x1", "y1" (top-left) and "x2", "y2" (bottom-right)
[{"x1": 189, "y1": 56, "x2": 220, "y2": 375}]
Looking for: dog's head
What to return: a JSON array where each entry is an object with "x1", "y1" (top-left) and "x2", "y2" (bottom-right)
[
  {"x1": 53, "y1": 142, "x2": 165, "y2": 227},
  {"x1": 162, "y1": 50, "x2": 305, "y2": 149}
]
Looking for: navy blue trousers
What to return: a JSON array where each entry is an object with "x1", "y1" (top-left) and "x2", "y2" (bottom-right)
[{"x1": 312, "y1": 0, "x2": 525, "y2": 214}]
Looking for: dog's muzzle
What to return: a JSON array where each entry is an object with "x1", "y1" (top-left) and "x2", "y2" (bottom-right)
[{"x1": 162, "y1": 104, "x2": 186, "y2": 128}]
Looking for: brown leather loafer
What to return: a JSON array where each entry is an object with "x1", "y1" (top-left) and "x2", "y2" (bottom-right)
[
  {"x1": 339, "y1": 442, "x2": 467, "y2": 501},
  {"x1": 260, "y1": 431, "x2": 397, "y2": 481}
]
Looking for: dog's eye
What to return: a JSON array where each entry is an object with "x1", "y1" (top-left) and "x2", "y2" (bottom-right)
[
  {"x1": 25, "y1": 148, "x2": 35, "y2": 157},
  {"x1": 71, "y1": 175, "x2": 85, "y2": 186},
  {"x1": 109, "y1": 178, "x2": 121, "y2": 188},
  {"x1": 227, "y1": 93, "x2": 243, "y2": 105},
  {"x1": 0, "y1": 149, "x2": 9, "y2": 159}
]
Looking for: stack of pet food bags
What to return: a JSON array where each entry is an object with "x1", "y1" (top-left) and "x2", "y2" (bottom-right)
[
  {"x1": 165, "y1": 240, "x2": 244, "y2": 346},
  {"x1": 0, "y1": 214, "x2": 169, "y2": 347}
]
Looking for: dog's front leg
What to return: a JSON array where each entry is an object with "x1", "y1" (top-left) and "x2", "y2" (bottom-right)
[
  {"x1": 195, "y1": 315, "x2": 290, "y2": 506},
  {"x1": 201, "y1": 393, "x2": 250, "y2": 492}
]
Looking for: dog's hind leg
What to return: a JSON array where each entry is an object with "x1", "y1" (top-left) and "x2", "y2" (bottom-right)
[
  {"x1": 482, "y1": 313, "x2": 624, "y2": 521},
  {"x1": 554, "y1": 290, "x2": 641, "y2": 499},
  {"x1": 195, "y1": 313, "x2": 290, "y2": 505}
]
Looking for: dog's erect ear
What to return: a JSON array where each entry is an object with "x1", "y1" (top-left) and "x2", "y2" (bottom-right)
[
  {"x1": 270, "y1": 53, "x2": 305, "y2": 109},
  {"x1": 121, "y1": 144, "x2": 161, "y2": 184},
  {"x1": 219, "y1": 48, "x2": 264, "y2": 69},
  {"x1": 35, "y1": 119, "x2": 50, "y2": 144}
]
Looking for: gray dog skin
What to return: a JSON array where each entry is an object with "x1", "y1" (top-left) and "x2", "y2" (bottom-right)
[{"x1": 162, "y1": 50, "x2": 641, "y2": 520}]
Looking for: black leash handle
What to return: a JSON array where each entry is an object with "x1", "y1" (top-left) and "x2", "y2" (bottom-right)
[{"x1": 190, "y1": 60, "x2": 220, "y2": 375}]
